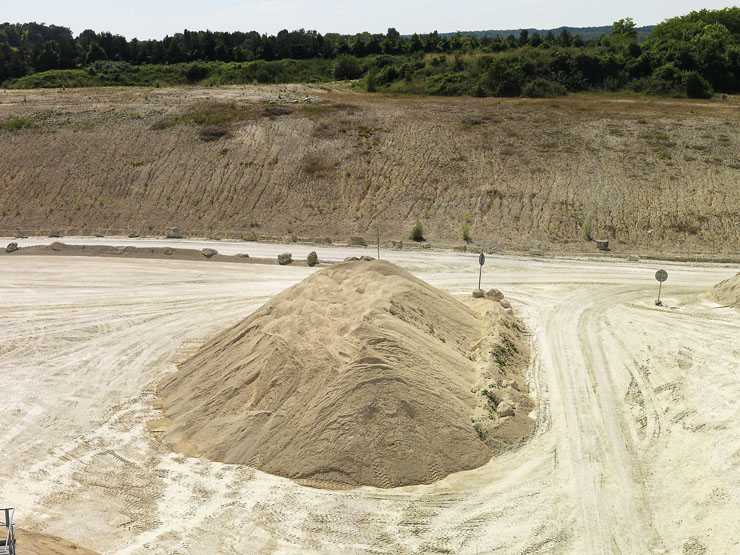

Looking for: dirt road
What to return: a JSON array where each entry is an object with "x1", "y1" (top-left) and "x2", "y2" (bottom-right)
[{"x1": 1, "y1": 239, "x2": 738, "y2": 553}]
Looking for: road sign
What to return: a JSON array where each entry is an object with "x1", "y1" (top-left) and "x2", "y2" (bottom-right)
[
  {"x1": 655, "y1": 269, "x2": 668, "y2": 305},
  {"x1": 478, "y1": 253, "x2": 485, "y2": 289}
]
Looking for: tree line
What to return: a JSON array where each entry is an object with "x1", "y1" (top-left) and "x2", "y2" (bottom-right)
[{"x1": 2, "y1": 8, "x2": 739, "y2": 98}]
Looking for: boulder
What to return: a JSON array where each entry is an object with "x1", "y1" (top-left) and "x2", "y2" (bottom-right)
[
  {"x1": 237, "y1": 253, "x2": 250, "y2": 258},
  {"x1": 49, "y1": 231, "x2": 62, "y2": 238},
  {"x1": 360, "y1": 255, "x2": 376, "y2": 261},
  {"x1": 503, "y1": 380, "x2": 520, "y2": 392},
  {"x1": 278, "y1": 253, "x2": 292, "y2": 265},
  {"x1": 496, "y1": 401, "x2": 515, "y2": 418},
  {"x1": 128, "y1": 232, "x2": 140, "y2": 238},
  {"x1": 421, "y1": 243, "x2": 431, "y2": 249},
  {"x1": 201, "y1": 248, "x2": 218, "y2": 258},
  {"x1": 163, "y1": 247, "x2": 174, "y2": 255},
  {"x1": 307, "y1": 251, "x2": 318, "y2": 266},
  {"x1": 596, "y1": 239, "x2": 609, "y2": 251},
  {"x1": 314, "y1": 237, "x2": 332, "y2": 245},
  {"x1": 500, "y1": 299, "x2": 512, "y2": 309},
  {"x1": 453, "y1": 245, "x2": 467, "y2": 253},
  {"x1": 628, "y1": 255, "x2": 640, "y2": 262},
  {"x1": 348, "y1": 236, "x2": 367, "y2": 247},
  {"x1": 49, "y1": 242, "x2": 65, "y2": 251},
  {"x1": 530, "y1": 249, "x2": 544, "y2": 257},
  {"x1": 6, "y1": 242, "x2": 18, "y2": 253},
  {"x1": 505, "y1": 308, "x2": 514, "y2": 315},
  {"x1": 344, "y1": 256, "x2": 360, "y2": 261},
  {"x1": 472, "y1": 289, "x2": 484, "y2": 298},
  {"x1": 484, "y1": 289, "x2": 504, "y2": 301},
  {"x1": 166, "y1": 227, "x2": 183, "y2": 239},
  {"x1": 388, "y1": 240, "x2": 403, "y2": 250}
]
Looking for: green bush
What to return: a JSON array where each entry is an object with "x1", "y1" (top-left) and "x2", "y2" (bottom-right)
[
  {"x1": 410, "y1": 220, "x2": 425, "y2": 242},
  {"x1": 521, "y1": 78, "x2": 567, "y2": 98},
  {"x1": 684, "y1": 71, "x2": 713, "y2": 99},
  {"x1": 462, "y1": 223, "x2": 471, "y2": 241},
  {"x1": 333, "y1": 54, "x2": 363, "y2": 80},
  {"x1": 3, "y1": 117, "x2": 32, "y2": 132}
]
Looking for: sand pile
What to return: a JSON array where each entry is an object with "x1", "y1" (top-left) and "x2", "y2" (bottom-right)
[
  {"x1": 157, "y1": 259, "x2": 532, "y2": 488},
  {"x1": 713, "y1": 272, "x2": 740, "y2": 307}
]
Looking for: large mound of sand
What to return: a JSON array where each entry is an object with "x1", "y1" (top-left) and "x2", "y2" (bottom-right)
[
  {"x1": 157, "y1": 259, "x2": 532, "y2": 488},
  {"x1": 713, "y1": 272, "x2": 740, "y2": 307}
]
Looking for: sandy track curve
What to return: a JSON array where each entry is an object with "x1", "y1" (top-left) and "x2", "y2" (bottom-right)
[{"x1": 1, "y1": 243, "x2": 739, "y2": 553}]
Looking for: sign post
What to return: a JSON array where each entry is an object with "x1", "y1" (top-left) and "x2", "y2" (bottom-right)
[
  {"x1": 655, "y1": 269, "x2": 668, "y2": 306},
  {"x1": 478, "y1": 253, "x2": 485, "y2": 290},
  {"x1": 377, "y1": 225, "x2": 380, "y2": 260}
]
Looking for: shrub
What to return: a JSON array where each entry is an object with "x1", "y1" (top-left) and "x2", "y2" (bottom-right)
[
  {"x1": 3, "y1": 117, "x2": 32, "y2": 132},
  {"x1": 462, "y1": 223, "x2": 471, "y2": 241},
  {"x1": 521, "y1": 78, "x2": 567, "y2": 98},
  {"x1": 333, "y1": 55, "x2": 363, "y2": 80},
  {"x1": 410, "y1": 220, "x2": 425, "y2": 242},
  {"x1": 582, "y1": 220, "x2": 593, "y2": 241},
  {"x1": 185, "y1": 62, "x2": 210, "y2": 83},
  {"x1": 684, "y1": 71, "x2": 713, "y2": 99}
]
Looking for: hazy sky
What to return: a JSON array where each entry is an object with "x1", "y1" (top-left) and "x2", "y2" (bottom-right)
[{"x1": 3, "y1": 1, "x2": 736, "y2": 39}]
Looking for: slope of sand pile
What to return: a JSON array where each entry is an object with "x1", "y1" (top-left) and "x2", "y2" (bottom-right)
[
  {"x1": 713, "y1": 271, "x2": 740, "y2": 307},
  {"x1": 157, "y1": 259, "x2": 533, "y2": 488}
]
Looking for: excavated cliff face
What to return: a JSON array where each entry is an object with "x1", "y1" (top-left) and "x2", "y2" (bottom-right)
[{"x1": 1, "y1": 86, "x2": 739, "y2": 253}]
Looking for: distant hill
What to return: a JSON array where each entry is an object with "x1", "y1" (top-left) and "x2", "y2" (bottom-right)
[{"x1": 434, "y1": 25, "x2": 655, "y2": 41}]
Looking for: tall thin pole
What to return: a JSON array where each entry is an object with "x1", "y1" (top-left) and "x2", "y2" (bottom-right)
[
  {"x1": 658, "y1": 281, "x2": 662, "y2": 304},
  {"x1": 478, "y1": 265, "x2": 482, "y2": 290},
  {"x1": 376, "y1": 225, "x2": 380, "y2": 260}
]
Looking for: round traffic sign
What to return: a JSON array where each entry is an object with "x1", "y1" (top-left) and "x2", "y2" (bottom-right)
[
  {"x1": 655, "y1": 269, "x2": 668, "y2": 283},
  {"x1": 479, "y1": 253, "x2": 485, "y2": 266}
]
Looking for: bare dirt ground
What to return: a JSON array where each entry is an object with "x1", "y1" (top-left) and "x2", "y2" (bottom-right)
[
  {"x1": 1, "y1": 86, "x2": 740, "y2": 255},
  {"x1": 1, "y1": 239, "x2": 739, "y2": 554}
]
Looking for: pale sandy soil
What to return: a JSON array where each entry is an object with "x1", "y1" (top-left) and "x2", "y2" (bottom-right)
[{"x1": 1, "y1": 240, "x2": 739, "y2": 554}]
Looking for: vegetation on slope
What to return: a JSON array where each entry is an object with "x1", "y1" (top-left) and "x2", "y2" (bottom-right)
[{"x1": 2, "y1": 9, "x2": 740, "y2": 98}]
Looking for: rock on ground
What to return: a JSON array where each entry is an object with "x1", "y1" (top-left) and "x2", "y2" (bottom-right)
[{"x1": 278, "y1": 253, "x2": 292, "y2": 265}]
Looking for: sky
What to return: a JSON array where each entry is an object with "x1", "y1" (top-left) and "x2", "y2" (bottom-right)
[{"x1": 2, "y1": 0, "x2": 736, "y2": 39}]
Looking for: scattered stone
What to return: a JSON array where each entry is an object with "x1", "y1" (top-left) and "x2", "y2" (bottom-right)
[
  {"x1": 348, "y1": 236, "x2": 367, "y2": 247},
  {"x1": 628, "y1": 255, "x2": 640, "y2": 262},
  {"x1": 166, "y1": 227, "x2": 183, "y2": 239},
  {"x1": 360, "y1": 255, "x2": 375, "y2": 261},
  {"x1": 128, "y1": 232, "x2": 140, "y2": 238},
  {"x1": 163, "y1": 247, "x2": 174, "y2": 255},
  {"x1": 49, "y1": 231, "x2": 62, "y2": 238},
  {"x1": 49, "y1": 242, "x2": 65, "y2": 251},
  {"x1": 388, "y1": 240, "x2": 403, "y2": 250},
  {"x1": 503, "y1": 379, "x2": 520, "y2": 391},
  {"x1": 500, "y1": 299, "x2": 512, "y2": 309},
  {"x1": 530, "y1": 249, "x2": 544, "y2": 256},
  {"x1": 314, "y1": 237, "x2": 332, "y2": 245},
  {"x1": 421, "y1": 243, "x2": 431, "y2": 249},
  {"x1": 344, "y1": 256, "x2": 360, "y2": 261},
  {"x1": 201, "y1": 248, "x2": 218, "y2": 258},
  {"x1": 278, "y1": 253, "x2": 292, "y2": 265},
  {"x1": 596, "y1": 239, "x2": 609, "y2": 251},
  {"x1": 453, "y1": 245, "x2": 467, "y2": 253},
  {"x1": 496, "y1": 401, "x2": 515, "y2": 418},
  {"x1": 6, "y1": 242, "x2": 18, "y2": 253},
  {"x1": 237, "y1": 253, "x2": 250, "y2": 258},
  {"x1": 472, "y1": 289, "x2": 484, "y2": 298},
  {"x1": 307, "y1": 251, "x2": 318, "y2": 266},
  {"x1": 485, "y1": 289, "x2": 504, "y2": 301}
]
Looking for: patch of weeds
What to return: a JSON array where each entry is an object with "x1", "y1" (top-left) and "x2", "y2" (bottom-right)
[
  {"x1": 3, "y1": 117, "x2": 32, "y2": 132},
  {"x1": 409, "y1": 219, "x2": 425, "y2": 242},
  {"x1": 302, "y1": 152, "x2": 333, "y2": 176},
  {"x1": 491, "y1": 336, "x2": 518, "y2": 369}
]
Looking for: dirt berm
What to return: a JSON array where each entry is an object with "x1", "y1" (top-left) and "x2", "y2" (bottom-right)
[
  {"x1": 156, "y1": 259, "x2": 533, "y2": 488},
  {"x1": 713, "y1": 271, "x2": 740, "y2": 307}
]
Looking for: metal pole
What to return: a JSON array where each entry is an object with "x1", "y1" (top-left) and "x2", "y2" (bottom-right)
[
  {"x1": 658, "y1": 281, "x2": 662, "y2": 304},
  {"x1": 478, "y1": 265, "x2": 482, "y2": 290}
]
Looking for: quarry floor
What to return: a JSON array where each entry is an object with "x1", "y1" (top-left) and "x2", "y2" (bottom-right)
[{"x1": 1, "y1": 237, "x2": 739, "y2": 554}]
